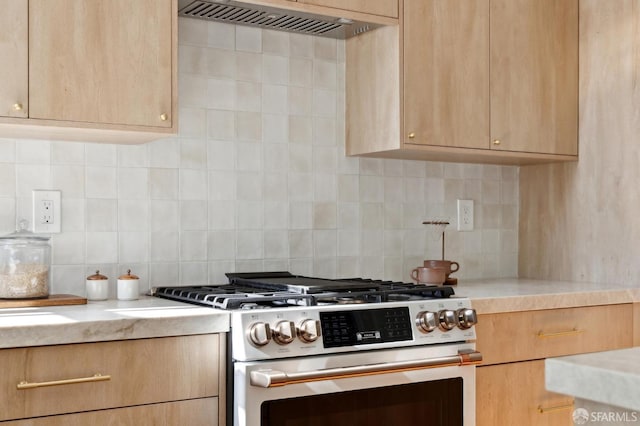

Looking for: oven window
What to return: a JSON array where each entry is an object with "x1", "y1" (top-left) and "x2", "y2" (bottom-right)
[{"x1": 260, "y1": 378, "x2": 463, "y2": 426}]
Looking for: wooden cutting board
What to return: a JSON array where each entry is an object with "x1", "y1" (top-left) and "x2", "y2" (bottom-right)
[{"x1": 0, "y1": 294, "x2": 87, "y2": 308}]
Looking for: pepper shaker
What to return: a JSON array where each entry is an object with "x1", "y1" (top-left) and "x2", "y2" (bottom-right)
[
  {"x1": 86, "y1": 270, "x2": 109, "y2": 301},
  {"x1": 117, "y1": 269, "x2": 139, "y2": 301}
]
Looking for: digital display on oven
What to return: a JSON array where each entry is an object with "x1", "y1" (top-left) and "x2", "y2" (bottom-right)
[{"x1": 320, "y1": 307, "x2": 413, "y2": 348}]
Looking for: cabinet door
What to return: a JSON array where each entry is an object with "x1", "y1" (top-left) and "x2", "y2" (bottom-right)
[
  {"x1": 29, "y1": 0, "x2": 173, "y2": 128},
  {"x1": 403, "y1": 0, "x2": 489, "y2": 150},
  {"x1": 476, "y1": 360, "x2": 574, "y2": 426},
  {"x1": 490, "y1": 0, "x2": 578, "y2": 155},
  {"x1": 0, "y1": 0, "x2": 28, "y2": 118},
  {"x1": 298, "y1": 0, "x2": 398, "y2": 18}
]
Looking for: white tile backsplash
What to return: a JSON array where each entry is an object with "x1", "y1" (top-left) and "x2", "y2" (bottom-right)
[
  {"x1": 16, "y1": 140, "x2": 50, "y2": 164},
  {"x1": 0, "y1": 19, "x2": 520, "y2": 297}
]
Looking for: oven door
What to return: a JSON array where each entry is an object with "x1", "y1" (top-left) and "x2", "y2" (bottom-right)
[{"x1": 233, "y1": 342, "x2": 479, "y2": 426}]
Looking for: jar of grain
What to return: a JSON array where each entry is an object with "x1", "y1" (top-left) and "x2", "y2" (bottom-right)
[{"x1": 0, "y1": 220, "x2": 51, "y2": 299}]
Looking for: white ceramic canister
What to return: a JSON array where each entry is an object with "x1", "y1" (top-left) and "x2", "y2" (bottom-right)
[
  {"x1": 86, "y1": 270, "x2": 109, "y2": 301},
  {"x1": 117, "y1": 269, "x2": 139, "y2": 301}
]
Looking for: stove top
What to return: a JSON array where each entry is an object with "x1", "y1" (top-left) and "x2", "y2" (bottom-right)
[{"x1": 152, "y1": 271, "x2": 455, "y2": 310}]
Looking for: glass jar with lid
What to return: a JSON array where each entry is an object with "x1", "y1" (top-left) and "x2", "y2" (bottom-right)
[{"x1": 0, "y1": 220, "x2": 51, "y2": 299}]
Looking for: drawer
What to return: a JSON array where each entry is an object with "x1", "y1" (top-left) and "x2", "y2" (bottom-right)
[
  {"x1": 477, "y1": 360, "x2": 573, "y2": 426},
  {"x1": 0, "y1": 334, "x2": 219, "y2": 421},
  {"x1": 3, "y1": 398, "x2": 217, "y2": 425},
  {"x1": 476, "y1": 304, "x2": 633, "y2": 365}
]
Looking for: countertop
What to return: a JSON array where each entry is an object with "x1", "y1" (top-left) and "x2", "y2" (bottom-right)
[
  {"x1": 2, "y1": 278, "x2": 639, "y2": 349},
  {"x1": 455, "y1": 278, "x2": 640, "y2": 314},
  {"x1": 0, "y1": 296, "x2": 229, "y2": 349},
  {"x1": 546, "y1": 347, "x2": 640, "y2": 412}
]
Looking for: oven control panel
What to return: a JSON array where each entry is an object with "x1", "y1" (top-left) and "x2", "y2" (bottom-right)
[
  {"x1": 321, "y1": 307, "x2": 413, "y2": 348},
  {"x1": 230, "y1": 299, "x2": 477, "y2": 362}
]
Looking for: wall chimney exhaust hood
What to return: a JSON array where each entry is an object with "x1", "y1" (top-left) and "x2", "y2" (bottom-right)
[{"x1": 178, "y1": 0, "x2": 383, "y2": 39}]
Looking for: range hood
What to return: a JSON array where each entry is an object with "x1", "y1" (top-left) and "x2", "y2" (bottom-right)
[{"x1": 178, "y1": 0, "x2": 382, "y2": 39}]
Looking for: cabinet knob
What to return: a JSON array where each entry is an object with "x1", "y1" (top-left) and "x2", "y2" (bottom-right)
[
  {"x1": 492, "y1": 139, "x2": 501, "y2": 146},
  {"x1": 13, "y1": 103, "x2": 23, "y2": 111},
  {"x1": 160, "y1": 113, "x2": 168, "y2": 121},
  {"x1": 408, "y1": 132, "x2": 416, "y2": 139}
]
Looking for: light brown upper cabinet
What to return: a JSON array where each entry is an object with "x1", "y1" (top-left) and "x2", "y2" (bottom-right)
[
  {"x1": 0, "y1": 0, "x2": 177, "y2": 143},
  {"x1": 404, "y1": 0, "x2": 489, "y2": 152},
  {"x1": 489, "y1": 0, "x2": 578, "y2": 156},
  {"x1": 0, "y1": 0, "x2": 28, "y2": 119},
  {"x1": 347, "y1": 0, "x2": 578, "y2": 165},
  {"x1": 297, "y1": 0, "x2": 398, "y2": 18}
]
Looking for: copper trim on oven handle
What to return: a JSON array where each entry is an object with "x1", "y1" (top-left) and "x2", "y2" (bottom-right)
[{"x1": 249, "y1": 350, "x2": 482, "y2": 388}]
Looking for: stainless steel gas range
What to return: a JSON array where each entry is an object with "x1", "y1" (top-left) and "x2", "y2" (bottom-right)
[{"x1": 154, "y1": 272, "x2": 481, "y2": 426}]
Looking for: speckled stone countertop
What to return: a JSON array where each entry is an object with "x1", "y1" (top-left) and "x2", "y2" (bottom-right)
[
  {"x1": 0, "y1": 296, "x2": 229, "y2": 349},
  {"x1": 454, "y1": 278, "x2": 640, "y2": 314},
  {"x1": 546, "y1": 348, "x2": 640, "y2": 412}
]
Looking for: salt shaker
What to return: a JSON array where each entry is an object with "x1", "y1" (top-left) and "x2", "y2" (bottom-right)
[
  {"x1": 117, "y1": 269, "x2": 139, "y2": 301},
  {"x1": 86, "y1": 270, "x2": 109, "y2": 301}
]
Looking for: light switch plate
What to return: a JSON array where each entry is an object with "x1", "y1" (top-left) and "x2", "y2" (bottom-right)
[{"x1": 32, "y1": 190, "x2": 61, "y2": 233}]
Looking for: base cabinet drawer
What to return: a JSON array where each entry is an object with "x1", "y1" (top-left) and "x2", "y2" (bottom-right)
[
  {"x1": 476, "y1": 304, "x2": 633, "y2": 365},
  {"x1": 477, "y1": 360, "x2": 573, "y2": 426},
  {"x1": 2, "y1": 398, "x2": 217, "y2": 425},
  {"x1": 0, "y1": 335, "x2": 219, "y2": 422}
]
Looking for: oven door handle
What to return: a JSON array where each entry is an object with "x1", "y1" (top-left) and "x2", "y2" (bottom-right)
[{"x1": 250, "y1": 349, "x2": 482, "y2": 388}]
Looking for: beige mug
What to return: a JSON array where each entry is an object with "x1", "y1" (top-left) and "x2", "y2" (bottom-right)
[
  {"x1": 411, "y1": 267, "x2": 447, "y2": 285},
  {"x1": 423, "y1": 260, "x2": 460, "y2": 277}
]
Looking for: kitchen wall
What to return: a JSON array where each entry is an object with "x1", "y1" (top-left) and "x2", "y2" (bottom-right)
[
  {"x1": 0, "y1": 18, "x2": 519, "y2": 296},
  {"x1": 519, "y1": 0, "x2": 638, "y2": 283}
]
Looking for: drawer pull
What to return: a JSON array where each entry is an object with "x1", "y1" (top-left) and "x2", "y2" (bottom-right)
[
  {"x1": 537, "y1": 328, "x2": 583, "y2": 339},
  {"x1": 537, "y1": 402, "x2": 574, "y2": 414},
  {"x1": 17, "y1": 373, "x2": 111, "y2": 390}
]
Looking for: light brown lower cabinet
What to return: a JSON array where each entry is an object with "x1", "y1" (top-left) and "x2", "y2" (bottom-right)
[
  {"x1": 2, "y1": 398, "x2": 217, "y2": 426},
  {"x1": 475, "y1": 304, "x2": 634, "y2": 425},
  {"x1": 0, "y1": 334, "x2": 224, "y2": 425},
  {"x1": 634, "y1": 303, "x2": 640, "y2": 346},
  {"x1": 476, "y1": 360, "x2": 573, "y2": 426}
]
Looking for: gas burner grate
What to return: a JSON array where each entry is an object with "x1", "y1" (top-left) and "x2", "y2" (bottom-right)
[
  {"x1": 153, "y1": 285, "x2": 317, "y2": 310},
  {"x1": 153, "y1": 272, "x2": 455, "y2": 310}
]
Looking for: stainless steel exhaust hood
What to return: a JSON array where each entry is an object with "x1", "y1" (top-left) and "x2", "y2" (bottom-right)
[{"x1": 178, "y1": 0, "x2": 382, "y2": 39}]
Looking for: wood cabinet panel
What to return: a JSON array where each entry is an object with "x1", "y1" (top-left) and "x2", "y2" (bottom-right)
[
  {"x1": 0, "y1": 335, "x2": 219, "y2": 422},
  {"x1": 490, "y1": 0, "x2": 578, "y2": 155},
  {"x1": 403, "y1": 0, "x2": 488, "y2": 150},
  {"x1": 29, "y1": 0, "x2": 174, "y2": 128},
  {"x1": 3, "y1": 398, "x2": 218, "y2": 426},
  {"x1": 346, "y1": 25, "x2": 400, "y2": 156},
  {"x1": 477, "y1": 360, "x2": 573, "y2": 426},
  {"x1": 476, "y1": 304, "x2": 633, "y2": 366},
  {"x1": 634, "y1": 303, "x2": 640, "y2": 346},
  {"x1": 298, "y1": 0, "x2": 398, "y2": 18},
  {"x1": 345, "y1": 0, "x2": 577, "y2": 164},
  {"x1": 0, "y1": 0, "x2": 28, "y2": 118}
]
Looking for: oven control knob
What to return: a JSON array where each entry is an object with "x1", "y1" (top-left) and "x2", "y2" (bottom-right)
[
  {"x1": 416, "y1": 311, "x2": 437, "y2": 333},
  {"x1": 438, "y1": 310, "x2": 457, "y2": 331},
  {"x1": 298, "y1": 319, "x2": 322, "y2": 343},
  {"x1": 456, "y1": 308, "x2": 478, "y2": 329},
  {"x1": 272, "y1": 321, "x2": 296, "y2": 345},
  {"x1": 248, "y1": 322, "x2": 272, "y2": 347}
]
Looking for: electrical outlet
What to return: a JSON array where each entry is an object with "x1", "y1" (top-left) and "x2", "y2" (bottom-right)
[
  {"x1": 457, "y1": 199, "x2": 474, "y2": 231},
  {"x1": 32, "y1": 190, "x2": 61, "y2": 233}
]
